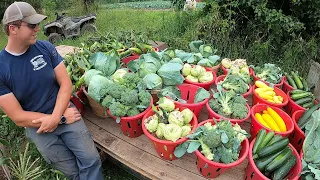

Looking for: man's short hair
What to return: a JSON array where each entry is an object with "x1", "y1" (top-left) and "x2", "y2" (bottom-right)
[{"x1": 3, "y1": 20, "x2": 22, "y2": 36}]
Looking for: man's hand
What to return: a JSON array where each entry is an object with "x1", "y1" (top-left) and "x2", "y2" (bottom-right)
[
  {"x1": 32, "y1": 115, "x2": 60, "y2": 133},
  {"x1": 63, "y1": 106, "x2": 82, "y2": 124}
]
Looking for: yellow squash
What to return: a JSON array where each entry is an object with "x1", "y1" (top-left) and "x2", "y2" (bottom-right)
[
  {"x1": 255, "y1": 113, "x2": 271, "y2": 129},
  {"x1": 267, "y1": 107, "x2": 287, "y2": 132},
  {"x1": 255, "y1": 80, "x2": 273, "y2": 90},
  {"x1": 262, "y1": 113, "x2": 281, "y2": 132}
]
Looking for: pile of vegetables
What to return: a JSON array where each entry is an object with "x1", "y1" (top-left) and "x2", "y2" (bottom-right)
[
  {"x1": 253, "y1": 130, "x2": 296, "y2": 180},
  {"x1": 188, "y1": 40, "x2": 221, "y2": 67},
  {"x1": 208, "y1": 86, "x2": 248, "y2": 119},
  {"x1": 182, "y1": 64, "x2": 214, "y2": 83},
  {"x1": 221, "y1": 58, "x2": 250, "y2": 75},
  {"x1": 254, "y1": 107, "x2": 287, "y2": 132},
  {"x1": 251, "y1": 63, "x2": 283, "y2": 84},
  {"x1": 285, "y1": 71, "x2": 309, "y2": 91},
  {"x1": 219, "y1": 74, "x2": 250, "y2": 94},
  {"x1": 144, "y1": 97, "x2": 194, "y2": 142},
  {"x1": 255, "y1": 81, "x2": 284, "y2": 104},
  {"x1": 289, "y1": 89, "x2": 317, "y2": 109},
  {"x1": 301, "y1": 109, "x2": 320, "y2": 180},
  {"x1": 174, "y1": 119, "x2": 249, "y2": 164}
]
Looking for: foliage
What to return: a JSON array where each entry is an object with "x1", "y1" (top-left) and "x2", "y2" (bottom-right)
[
  {"x1": 0, "y1": 0, "x2": 43, "y2": 17},
  {"x1": 9, "y1": 143, "x2": 46, "y2": 180},
  {"x1": 104, "y1": 1, "x2": 172, "y2": 9}
]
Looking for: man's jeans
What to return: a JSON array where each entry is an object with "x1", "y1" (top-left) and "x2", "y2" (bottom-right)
[{"x1": 26, "y1": 118, "x2": 104, "y2": 180}]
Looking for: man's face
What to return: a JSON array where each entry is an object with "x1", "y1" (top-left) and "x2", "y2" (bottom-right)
[{"x1": 11, "y1": 21, "x2": 40, "y2": 45}]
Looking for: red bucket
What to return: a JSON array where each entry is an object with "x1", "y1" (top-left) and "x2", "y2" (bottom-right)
[
  {"x1": 250, "y1": 104, "x2": 294, "y2": 140},
  {"x1": 70, "y1": 88, "x2": 86, "y2": 116},
  {"x1": 222, "y1": 66, "x2": 253, "y2": 76},
  {"x1": 142, "y1": 107, "x2": 198, "y2": 160},
  {"x1": 204, "y1": 63, "x2": 221, "y2": 74},
  {"x1": 108, "y1": 98, "x2": 153, "y2": 138},
  {"x1": 215, "y1": 75, "x2": 252, "y2": 98},
  {"x1": 252, "y1": 85, "x2": 288, "y2": 109},
  {"x1": 184, "y1": 71, "x2": 217, "y2": 90},
  {"x1": 282, "y1": 77, "x2": 296, "y2": 94},
  {"x1": 289, "y1": 110, "x2": 305, "y2": 153},
  {"x1": 195, "y1": 119, "x2": 249, "y2": 178},
  {"x1": 245, "y1": 138, "x2": 302, "y2": 180},
  {"x1": 252, "y1": 71, "x2": 284, "y2": 89},
  {"x1": 205, "y1": 101, "x2": 250, "y2": 124},
  {"x1": 121, "y1": 55, "x2": 140, "y2": 67},
  {"x1": 174, "y1": 84, "x2": 209, "y2": 118}
]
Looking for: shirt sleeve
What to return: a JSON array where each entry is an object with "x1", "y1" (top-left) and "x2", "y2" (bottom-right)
[
  {"x1": 45, "y1": 41, "x2": 63, "y2": 68},
  {"x1": 0, "y1": 76, "x2": 11, "y2": 96}
]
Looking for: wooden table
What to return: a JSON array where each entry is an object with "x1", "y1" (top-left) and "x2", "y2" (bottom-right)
[{"x1": 83, "y1": 103, "x2": 252, "y2": 180}]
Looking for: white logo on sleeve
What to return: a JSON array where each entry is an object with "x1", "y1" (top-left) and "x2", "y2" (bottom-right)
[{"x1": 30, "y1": 55, "x2": 47, "y2": 71}]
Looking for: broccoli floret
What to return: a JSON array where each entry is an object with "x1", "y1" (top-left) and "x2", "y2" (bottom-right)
[
  {"x1": 222, "y1": 75, "x2": 249, "y2": 94},
  {"x1": 121, "y1": 73, "x2": 141, "y2": 90},
  {"x1": 218, "y1": 91, "x2": 235, "y2": 116},
  {"x1": 232, "y1": 95, "x2": 247, "y2": 105},
  {"x1": 231, "y1": 103, "x2": 248, "y2": 119},
  {"x1": 120, "y1": 89, "x2": 139, "y2": 106},
  {"x1": 101, "y1": 95, "x2": 114, "y2": 108},
  {"x1": 127, "y1": 107, "x2": 140, "y2": 116},
  {"x1": 109, "y1": 102, "x2": 128, "y2": 117},
  {"x1": 107, "y1": 83, "x2": 125, "y2": 99},
  {"x1": 202, "y1": 128, "x2": 221, "y2": 149},
  {"x1": 138, "y1": 90, "x2": 151, "y2": 107}
]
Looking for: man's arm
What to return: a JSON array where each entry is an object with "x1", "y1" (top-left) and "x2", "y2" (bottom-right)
[
  {"x1": 51, "y1": 62, "x2": 73, "y2": 122},
  {"x1": 0, "y1": 93, "x2": 47, "y2": 127}
]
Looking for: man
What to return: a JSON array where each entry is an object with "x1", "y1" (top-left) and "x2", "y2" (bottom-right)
[{"x1": 0, "y1": 2, "x2": 104, "y2": 179}]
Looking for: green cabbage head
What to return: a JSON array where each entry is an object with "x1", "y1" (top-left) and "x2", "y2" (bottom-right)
[
  {"x1": 163, "y1": 124, "x2": 182, "y2": 142},
  {"x1": 181, "y1": 108, "x2": 193, "y2": 124},
  {"x1": 144, "y1": 115, "x2": 159, "y2": 133}
]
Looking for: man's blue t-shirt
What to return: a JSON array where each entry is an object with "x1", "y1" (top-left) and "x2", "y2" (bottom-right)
[{"x1": 0, "y1": 40, "x2": 63, "y2": 114}]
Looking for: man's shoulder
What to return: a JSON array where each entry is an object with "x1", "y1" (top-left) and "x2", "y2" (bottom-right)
[{"x1": 36, "y1": 40, "x2": 54, "y2": 48}]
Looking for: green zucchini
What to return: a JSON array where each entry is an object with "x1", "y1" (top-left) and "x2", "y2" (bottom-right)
[
  {"x1": 255, "y1": 148, "x2": 285, "y2": 172},
  {"x1": 300, "y1": 77, "x2": 309, "y2": 91},
  {"x1": 285, "y1": 74, "x2": 297, "y2": 89},
  {"x1": 257, "y1": 131, "x2": 274, "y2": 153},
  {"x1": 290, "y1": 92, "x2": 312, "y2": 100},
  {"x1": 294, "y1": 97, "x2": 313, "y2": 105},
  {"x1": 266, "y1": 135, "x2": 283, "y2": 146},
  {"x1": 265, "y1": 147, "x2": 292, "y2": 173},
  {"x1": 256, "y1": 138, "x2": 289, "y2": 158},
  {"x1": 290, "y1": 89, "x2": 306, "y2": 94},
  {"x1": 271, "y1": 155, "x2": 296, "y2": 180},
  {"x1": 291, "y1": 71, "x2": 303, "y2": 90},
  {"x1": 253, "y1": 129, "x2": 267, "y2": 155},
  {"x1": 302, "y1": 101, "x2": 315, "y2": 109},
  {"x1": 298, "y1": 103, "x2": 320, "y2": 128}
]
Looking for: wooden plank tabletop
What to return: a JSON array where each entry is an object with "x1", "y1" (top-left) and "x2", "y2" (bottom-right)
[{"x1": 83, "y1": 99, "x2": 253, "y2": 180}]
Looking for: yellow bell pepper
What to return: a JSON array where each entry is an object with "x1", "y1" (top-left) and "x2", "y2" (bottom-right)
[{"x1": 267, "y1": 107, "x2": 287, "y2": 132}]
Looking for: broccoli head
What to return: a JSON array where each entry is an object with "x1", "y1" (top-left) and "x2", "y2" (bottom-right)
[
  {"x1": 101, "y1": 95, "x2": 114, "y2": 108},
  {"x1": 138, "y1": 90, "x2": 151, "y2": 107},
  {"x1": 231, "y1": 103, "x2": 248, "y2": 119},
  {"x1": 208, "y1": 99, "x2": 221, "y2": 112},
  {"x1": 202, "y1": 128, "x2": 221, "y2": 149},
  {"x1": 120, "y1": 89, "x2": 139, "y2": 106},
  {"x1": 232, "y1": 95, "x2": 247, "y2": 105},
  {"x1": 121, "y1": 73, "x2": 141, "y2": 90},
  {"x1": 109, "y1": 102, "x2": 128, "y2": 117},
  {"x1": 107, "y1": 83, "x2": 126, "y2": 99},
  {"x1": 222, "y1": 75, "x2": 249, "y2": 94},
  {"x1": 218, "y1": 90, "x2": 235, "y2": 116},
  {"x1": 127, "y1": 107, "x2": 140, "y2": 116}
]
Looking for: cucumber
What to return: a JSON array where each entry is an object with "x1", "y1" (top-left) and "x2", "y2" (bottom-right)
[
  {"x1": 291, "y1": 71, "x2": 303, "y2": 90},
  {"x1": 253, "y1": 129, "x2": 267, "y2": 155},
  {"x1": 266, "y1": 134, "x2": 283, "y2": 146},
  {"x1": 257, "y1": 131, "x2": 274, "y2": 153},
  {"x1": 300, "y1": 77, "x2": 309, "y2": 91},
  {"x1": 285, "y1": 74, "x2": 297, "y2": 89},
  {"x1": 255, "y1": 148, "x2": 285, "y2": 172},
  {"x1": 290, "y1": 89, "x2": 306, "y2": 94},
  {"x1": 256, "y1": 138, "x2": 289, "y2": 158},
  {"x1": 290, "y1": 92, "x2": 312, "y2": 100},
  {"x1": 271, "y1": 155, "x2": 296, "y2": 180},
  {"x1": 302, "y1": 101, "x2": 315, "y2": 109},
  {"x1": 265, "y1": 147, "x2": 292, "y2": 173},
  {"x1": 294, "y1": 97, "x2": 313, "y2": 105},
  {"x1": 298, "y1": 103, "x2": 320, "y2": 128}
]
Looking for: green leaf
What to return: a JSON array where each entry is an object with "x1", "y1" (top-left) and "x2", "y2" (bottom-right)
[
  {"x1": 187, "y1": 141, "x2": 201, "y2": 153},
  {"x1": 194, "y1": 88, "x2": 210, "y2": 103},
  {"x1": 174, "y1": 142, "x2": 189, "y2": 158},
  {"x1": 221, "y1": 132, "x2": 229, "y2": 143}
]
